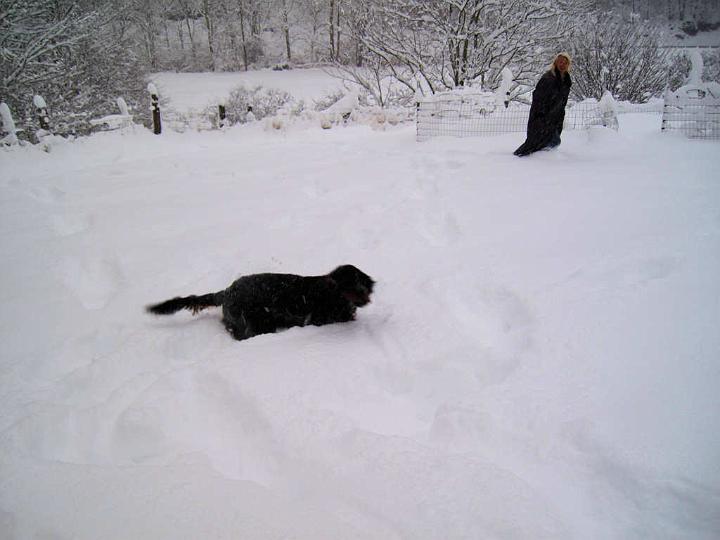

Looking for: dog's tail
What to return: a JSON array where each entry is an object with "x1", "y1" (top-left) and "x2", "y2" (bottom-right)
[{"x1": 146, "y1": 291, "x2": 225, "y2": 316}]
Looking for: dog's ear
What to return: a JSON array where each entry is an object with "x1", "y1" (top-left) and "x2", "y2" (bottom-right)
[{"x1": 329, "y1": 265, "x2": 372, "y2": 287}]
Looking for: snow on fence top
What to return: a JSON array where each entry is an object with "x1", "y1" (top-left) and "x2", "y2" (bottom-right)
[
  {"x1": 661, "y1": 49, "x2": 720, "y2": 140},
  {"x1": 89, "y1": 97, "x2": 133, "y2": 130},
  {"x1": 661, "y1": 82, "x2": 720, "y2": 140},
  {"x1": 415, "y1": 88, "x2": 615, "y2": 142},
  {"x1": 1, "y1": 102, "x2": 20, "y2": 145}
]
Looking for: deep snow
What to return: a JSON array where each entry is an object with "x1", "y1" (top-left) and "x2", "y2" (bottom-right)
[{"x1": 1, "y1": 76, "x2": 720, "y2": 539}]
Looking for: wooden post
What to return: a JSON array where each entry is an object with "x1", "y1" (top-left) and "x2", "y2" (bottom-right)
[{"x1": 148, "y1": 83, "x2": 161, "y2": 134}]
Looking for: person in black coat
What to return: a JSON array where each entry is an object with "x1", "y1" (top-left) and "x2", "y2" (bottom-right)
[{"x1": 514, "y1": 53, "x2": 572, "y2": 156}]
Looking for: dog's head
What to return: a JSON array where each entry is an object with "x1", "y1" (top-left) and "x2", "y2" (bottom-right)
[{"x1": 329, "y1": 265, "x2": 375, "y2": 307}]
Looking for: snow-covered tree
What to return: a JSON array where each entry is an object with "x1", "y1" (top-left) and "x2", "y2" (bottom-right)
[
  {"x1": 1, "y1": 1, "x2": 91, "y2": 107},
  {"x1": 296, "y1": 0, "x2": 328, "y2": 62},
  {"x1": 567, "y1": 12, "x2": 670, "y2": 102},
  {"x1": 128, "y1": 0, "x2": 164, "y2": 69},
  {"x1": 1, "y1": 0, "x2": 148, "y2": 136},
  {"x1": 590, "y1": 0, "x2": 720, "y2": 23},
  {"x1": 274, "y1": 0, "x2": 299, "y2": 63},
  {"x1": 165, "y1": 0, "x2": 202, "y2": 69},
  {"x1": 343, "y1": 0, "x2": 588, "y2": 96},
  {"x1": 199, "y1": 0, "x2": 221, "y2": 70}
]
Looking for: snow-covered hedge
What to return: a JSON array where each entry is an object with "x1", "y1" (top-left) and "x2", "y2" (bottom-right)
[
  {"x1": 160, "y1": 86, "x2": 414, "y2": 133},
  {"x1": 216, "y1": 85, "x2": 296, "y2": 125}
]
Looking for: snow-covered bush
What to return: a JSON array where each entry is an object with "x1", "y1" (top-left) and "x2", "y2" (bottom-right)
[
  {"x1": 313, "y1": 89, "x2": 350, "y2": 112},
  {"x1": 325, "y1": 59, "x2": 416, "y2": 108},
  {"x1": 348, "y1": 106, "x2": 413, "y2": 130},
  {"x1": 214, "y1": 85, "x2": 295, "y2": 125}
]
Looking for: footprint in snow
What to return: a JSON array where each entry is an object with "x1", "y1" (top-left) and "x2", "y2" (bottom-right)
[
  {"x1": 51, "y1": 213, "x2": 93, "y2": 237},
  {"x1": 60, "y1": 255, "x2": 124, "y2": 310}
]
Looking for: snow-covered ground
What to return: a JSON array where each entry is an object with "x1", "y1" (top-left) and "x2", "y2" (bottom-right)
[
  {"x1": 151, "y1": 67, "x2": 345, "y2": 112},
  {"x1": 1, "y1": 73, "x2": 720, "y2": 539}
]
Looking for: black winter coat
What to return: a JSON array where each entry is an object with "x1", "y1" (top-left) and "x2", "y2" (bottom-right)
[{"x1": 514, "y1": 69, "x2": 572, "y2": 156}]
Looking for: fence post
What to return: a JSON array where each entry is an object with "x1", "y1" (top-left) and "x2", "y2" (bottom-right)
[
  {"x1": 218, "y1": 103, "x2": 227, "y2": 128},
  {"x1": 661, "y1": 89, "x2": 671, "y2": 132},
  {"x1": 33, "y1": 95, "x2": 50, "y2": 131},
  {"x1": 117, "y1": 97, "x2": 130, "y2": 117},
  {"x1": 497, "y1": 67, "x2": 513, "y2": 109},
  {"x1": 147, "y1": 83, "x2": 161, "y2": 134},
  {"x1": 0, "y1": 102, "x2": 19, "y2": 145},
  {"x1": 246, "y1": 105, "x2": 256, "y2": 122}
]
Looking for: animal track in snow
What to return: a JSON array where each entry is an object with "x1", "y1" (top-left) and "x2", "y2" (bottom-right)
[
  {"x1": 27, "y1": 184, "x2": 66, "y2": 203},
  {"x1": 430, "y1": 277, "x2": 535, "y2": 386},
  {"x1": 51, "y1": 213, "x2": 93, "y2": 237},
  {"x1": 60, "y1": 255, "x2": 124, "y2": 310},
  {"x1": 412, "y1": 156, "x2": 462, "y2": 247},
  {"x1": 633, "y1": 256, "x2": 679, "y2": 284},
  {"x1": 563, "y1": 255, "x2": 681, "y2": 292}
]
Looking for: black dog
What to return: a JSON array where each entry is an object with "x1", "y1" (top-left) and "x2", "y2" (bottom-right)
[{"x1": 146, "y1": 265, "x2": 374, "y2": 341}]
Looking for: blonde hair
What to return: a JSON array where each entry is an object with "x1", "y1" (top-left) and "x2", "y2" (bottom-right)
[{"x1": 551, "y1": 52, "x2": 572, "y2": 73}]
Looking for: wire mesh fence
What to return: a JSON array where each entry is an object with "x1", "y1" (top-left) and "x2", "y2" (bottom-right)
[
  {"x1": 416, "y1": 91, "x2": 609, "y2": 141},
  {"x1": 661, "y1": 98, "x2": 720, "y2": 139}
]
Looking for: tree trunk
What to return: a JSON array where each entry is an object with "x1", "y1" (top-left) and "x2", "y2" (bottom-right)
[
  {"x1": 239, "y1": 5, "x2": 249, "y2": 71},
  {"x1": 283, "y1": 2, "x2": 292, "y2": 62},
  {"x1": 329, "y1": 0, "x2": 336, "y2": 61},
  {"x1": 177, "y1": 20, "x2": 185, "y2": 50},
  {"x1": 285, "y1": 28, "x2": 292, "y2": 62},
  {"x1": 185, "y1": 17, "x2": 197, "y2": 61},
  {"x1": 335, "y1": 2, "x2": 341, "y2": 60},
  {"x1": 202, "y1": 0, "x2": 216, "y2": 71},
  {"x1": 163, "y1": 19, "x2": 171, "y2": 49}
]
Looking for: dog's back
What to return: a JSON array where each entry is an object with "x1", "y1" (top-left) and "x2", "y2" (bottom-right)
[
  {"x1": 146, "y1": 265, "x2": 374, "y2": 341},
  {"x1": 221, "y1": 273, "x2": 354, "y2": 340}
]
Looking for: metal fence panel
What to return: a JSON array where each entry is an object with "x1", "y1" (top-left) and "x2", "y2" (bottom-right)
[
  {"x1": 661, "y1": 98, "x2": 720, "y2": 140},
  {"x1": 416, "y1": 92, "x2": 608, "y2": 142}
]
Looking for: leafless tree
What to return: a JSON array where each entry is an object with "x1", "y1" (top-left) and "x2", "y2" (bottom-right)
[
  {"x1": 171, "y1": 0, "x2": 200, "y2": 65},
  {"x1": 343, "y1": 0, "x2": 588, "y2": 96},
  {"x1": 568, "y1": 13, "x2": 670, "y2": 102},
  {"x1": 296, "y1": 0, "x2": 327, "y2": 62}
]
